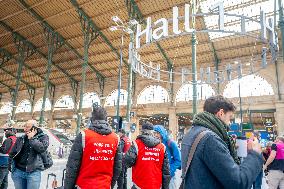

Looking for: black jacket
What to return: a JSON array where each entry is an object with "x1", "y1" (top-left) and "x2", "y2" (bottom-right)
[
  {"x1": 64, "y1": 120, "x2": 123, "y2": 189},
  {"x1": 9, "y1": 128, "x2": 49, "y2": 172},
  {"x1": 125, "y1": 134, "x2": 171, "y2": 189},
  {"x1": 0, "y1": 134, "x2": 16, "y2": 168}
]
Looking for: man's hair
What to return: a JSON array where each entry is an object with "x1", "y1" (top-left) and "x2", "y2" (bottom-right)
[
  {"x1": 91, "y1": 107, "x2": 107, "y2": 121},
  {"x1": 276, "y1": 136, "x2": 284, "y2": 142},
  {"x1": 203, "y1": 95, "x2": 236, "y2": 114}
]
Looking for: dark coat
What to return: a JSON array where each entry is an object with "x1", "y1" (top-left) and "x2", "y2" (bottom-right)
[
  {"x1": 181, "y1": 126, "x2": 263, "y2": 189},
  {"x1": 125, "y1": 134, "x2": 171, "y2": 189},
  {"x1": 9, "y1": 128, "x2": 49, "y2": 172},
  {"x1": 64, "y1": 120, "x2": 123, "y2": 189}
]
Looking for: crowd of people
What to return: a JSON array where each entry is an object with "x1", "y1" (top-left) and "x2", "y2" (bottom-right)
[{"x1": 0, "y1": 95, "x2": 283, "y2": 189}]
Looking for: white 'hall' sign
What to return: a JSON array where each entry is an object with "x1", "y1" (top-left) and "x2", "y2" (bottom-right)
[{"x1": 134, "y1": 2, "x2": 277, "y2": 50}]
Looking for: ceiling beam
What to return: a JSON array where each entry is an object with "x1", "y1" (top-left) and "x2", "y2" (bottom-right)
[
  {"x1": 0, "y1": 47, "x2": 55, "y2": 88},
  {"x1": 18, "y1": 0, "x2": 105, "y2": 80},
  {"x1": 70, "y1": 0, "x2": 128, "y2": 68},
  {"x1": 0, "y1": 20, "x2": 78, "y2": 84},
  {"x1": 0, "y1": 66, "x2": 35, "y2": 90},
  {"x1": 0, "y1": 80, "x2": 14, "y2": 91}
]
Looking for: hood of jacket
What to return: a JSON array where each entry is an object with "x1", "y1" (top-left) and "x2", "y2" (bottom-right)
[
  {"x1": 137, "y1": 134, "x2": 160, "y2": 148},
  {"x1": 154, "y1": 125, "x2": 168, "y2": 144},
  {"x1": 88, "y1": 120, "x2": 112, "y2": 135}
]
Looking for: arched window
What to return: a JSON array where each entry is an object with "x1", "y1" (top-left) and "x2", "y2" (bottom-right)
[
  {"x1": 223, "y1": 74, "x2": 274, "y2": 98},
  {"x1": 176, "y1": 83, "x2": 215, "y2": 102},
  {"x1": 105, "y1": 89, "x2": 128, "y2": 107},
  {"x1": 81, "y1": 92, "x2": 100, "y2": 108},
  {"x1": 16, "y1": 100, "x2": 31, "y2": 113},
  {"x1": 33, "y1": 98, "x2": 52, "y2": 112},
  {"x1": 137, "y1": 85, "x2": 169, "y2": 104},
  {"x1": 0, "y1": 102, "x2": 13, "y2": 115},
  {"x1": 54, "y1": 95, "x2": 74, "y2": 110}
]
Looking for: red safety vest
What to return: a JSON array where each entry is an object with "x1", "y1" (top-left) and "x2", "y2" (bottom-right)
[
  {"x1": 7, "y1": 136, "x2": 16, "y2": 154},
  {"x1": 76, "y1": 129, "x2": 119, "y2": 189},
  {"x1": 121, "y1": 136, "x2": 131, "y2": 153},
  {"x1": 132, "y1": 139, "x2": 165, "y2": 189}
]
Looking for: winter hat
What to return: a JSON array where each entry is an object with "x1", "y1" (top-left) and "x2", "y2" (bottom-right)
[
  {"x1": 91, "y1": 107, "x2": 107, "y2": 121},
  {"x1": 142, "y1": 122, "x2": 154, "y2": 130}
]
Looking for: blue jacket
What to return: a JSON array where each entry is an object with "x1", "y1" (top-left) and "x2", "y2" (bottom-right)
[
  {"x1": 181, "y1": 126, "x2": 263, "y2": 189},
  {"x1": 154, "y1": 125, "x2": 181, "y2": 177}
]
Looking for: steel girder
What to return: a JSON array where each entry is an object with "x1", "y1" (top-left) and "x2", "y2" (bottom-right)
[
  {"x1": 0, "y1": 21, "x2": 77, "y2": 85},
  {"x1": 75, "y1": 4, "x2": 104, "y2": 95},
  {"x1": 75, "y1": 11, "x2": 101, "y2": 134},
  {"x1": 19, "y1": 0, "x2": 105, "y2": 81},
  {"x1": 0, "y1": 80, "x2": 14, "y2": 91},
  {"x1": 0, "y1": 48, "x2": 12, "y2": 66},
  {"x1": 70, "y1": 0, "x2": 129, "y2": 68},
  {"x1": 11, "y1": 33, "x2": 37, "y2": 119},
  {"x1": 0, "y1": 47, "x2": 55, "y2": 88},
  {"x1": 39, "y1": 27, "x2": 64, "y2": 125}
]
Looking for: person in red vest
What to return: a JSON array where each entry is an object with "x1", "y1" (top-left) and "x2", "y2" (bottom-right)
[
  {"x1": 0, "y1": 127, "x2": 16, "y2": 189},
  {"x1": 125, "y1": 122, "x2": 171, "y2": 189},
  {"x1": 117, "y1": 129, "x2": 131, "y2": 189},
  {"x1": 64, "y1": 106, "x2": 122, "y2": 189}
]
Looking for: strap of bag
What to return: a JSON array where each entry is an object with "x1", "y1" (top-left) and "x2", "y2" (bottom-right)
[
  {"x1": 180, "y1": 130, "x2": 209, "y2": 189},
  {"x1": 81, "y1": 130, "x2": 86, "y2": 151}
]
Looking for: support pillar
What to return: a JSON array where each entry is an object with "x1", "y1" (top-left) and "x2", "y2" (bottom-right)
[
  {"x1": 126, "y1": 34, "x2": 134, "y2": 122},
  {"x1": 169, "y1": 107, "x2": 178, "y2": 140},
  {"x1": 40, "y1": 27, "x2": 62, "y2": 126},
  {"x1": 76, "y1": 12, "x2": 99, "y2": 135},
  {"x1": 191, "y1": 0, "x2": 198, "y2": 115},
  {"x1": 275, "y1": 101, "x2": 284, "y2": 135},
  {"x1": 278, "y1": 0, "x2": 284, "y2": 62},
  {"x1": 11, "y1": 35, "x2": 36, "y2": 120}
]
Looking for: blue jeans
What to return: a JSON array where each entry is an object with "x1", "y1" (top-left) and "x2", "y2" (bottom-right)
[
  {"x1": 11, "y1": 168, "x2": 41, "y2": 189},
  {"x1": 253, "y1": 170, "x2": 263, "y2": 189}
]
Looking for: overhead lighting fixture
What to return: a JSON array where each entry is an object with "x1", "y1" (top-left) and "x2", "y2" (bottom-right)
[
  {"x1": 124, "y1": 27, "x2": 133, "y2": 34},
  {"x1": 109, "y1": 26, "x2": 118, "y2": 31},
  {"x1": 112, "y1": 16, "x2": 123, "y2": 25},
  {"x1": 129, "y1": 19, "x2": 138, "y2": 26}
]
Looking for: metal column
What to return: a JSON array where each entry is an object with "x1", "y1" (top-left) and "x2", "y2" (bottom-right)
[
  {"x1": 116, "y1": 33, "x2": 124, "y2": 121},
  {"x1": 76, "y1": 13, "x2": 99, "y2": 135},
  {"x1": 126, "y1": 34, "x2": 134, "y2": 122},
  {"x1": 279, "y1": 0, "x2": 284, "y2": 62},
  {"x1": 191, "y1": 0, "x2": 198, "y2": 115},
  {"x1": 40, "y1": 27, "x2": 63, "y2": 125},
  {"x1": 11, "y1": 35, "x2": 35, "y2": 120}
]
